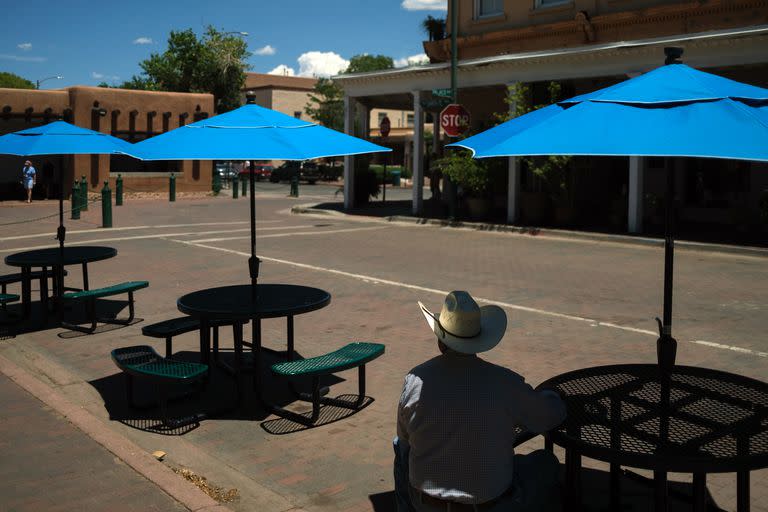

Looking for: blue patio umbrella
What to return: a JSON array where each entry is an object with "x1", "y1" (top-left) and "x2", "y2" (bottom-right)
[
  {"x1": 129, "y1": 101, "x2": 390, "y2": 291},
  {"x1": 450, "y1": 49, "x2": 768, "y2": 372},
  {"x1": 0, "y1": 121, "x2": 136, "y2": 307}
]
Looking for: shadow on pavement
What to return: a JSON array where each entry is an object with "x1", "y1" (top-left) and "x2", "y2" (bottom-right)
[{"x1": 89, "y1": 349, "x2": 352, "y2": 435}]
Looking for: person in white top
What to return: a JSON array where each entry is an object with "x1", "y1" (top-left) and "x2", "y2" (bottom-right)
[{"x1": 394, "y1": 291, "x2": 566, "y2": 511}]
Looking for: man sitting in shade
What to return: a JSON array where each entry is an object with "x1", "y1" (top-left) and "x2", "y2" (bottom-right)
[{"x1": 394, "y1": 291, "x2": 566, "y2": 511}]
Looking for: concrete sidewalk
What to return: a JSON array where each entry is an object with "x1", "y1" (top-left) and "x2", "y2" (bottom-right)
[{"x1": 0, "y1": 371, "x2": 192, "y2": 512}]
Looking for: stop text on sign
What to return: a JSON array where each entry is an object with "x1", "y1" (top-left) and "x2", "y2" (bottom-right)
[{"x1": 440, "y1": 104, "x2": 470, "y2": 137}]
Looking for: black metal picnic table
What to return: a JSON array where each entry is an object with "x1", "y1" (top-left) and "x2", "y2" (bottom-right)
[
  {"x1": 537, "y1": 364, "x2": 768, "y2": 512},
  {"x1": 4, "y1": 246, "x2": 117, "y2": 318},
  {"x1": 177, "y1": 283, "x2": 331, "y2": 400}
]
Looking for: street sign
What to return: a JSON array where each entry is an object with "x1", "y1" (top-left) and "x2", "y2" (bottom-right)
[
  {"x1": 419, "y1": 98, "x2": 451, "y2": 111},
  {"x1": 440, "y1": 103, "x2": 470, "y2": 137},
  {"x1": 432, "y1": 88, "x2": 452, "y2": 98},
  {"x1": 379, "y1": 116, "x2": 391, "y2": 138}
]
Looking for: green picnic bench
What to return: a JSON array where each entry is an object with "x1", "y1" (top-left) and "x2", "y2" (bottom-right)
[
  {"x1": 270, "y1": 341, "x2": 385, "y2": 426},
  {"x1": 0, "y1": 269, "x2": 68, "y2": 310},
  {"x1": 62, "y1": 281, "x2": 148, "y2": 333},
  {"x1": 111, "y1": 345, "x2": 208, "y2": 429},
  {"x1": 142, "y1": 316, "x2": 246, "y2": 359}
]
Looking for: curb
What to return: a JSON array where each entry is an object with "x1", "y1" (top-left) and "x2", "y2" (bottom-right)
[
  {"x1": 291, "y1": 205, "x2": 768, "y2": 258},
  {"x1": 0, "y1": 353, "x2": 229, "y2": 512}
]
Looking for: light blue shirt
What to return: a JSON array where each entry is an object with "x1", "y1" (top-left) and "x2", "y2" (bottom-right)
[{"x1": 22, "y1": 166, "x2": 36, "y2": 186}]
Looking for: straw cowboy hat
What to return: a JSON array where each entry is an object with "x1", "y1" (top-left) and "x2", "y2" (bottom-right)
[{"x1": 418, "y1": 291, "x2": 507, "y2": 354}]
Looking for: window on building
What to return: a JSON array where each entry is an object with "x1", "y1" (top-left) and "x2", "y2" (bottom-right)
[
  {"x1": 534, "y1": 0, "x2": 570, "y2": 8},
  {"x1": 406, "y1": 114, "x2": 415, "y2": 127},
  {"x1": 294, "y1": 111, "x2": 302, "y2": 119},
  {"x1": 475, "y1": 0, "x2": 503, "y2": 18}
]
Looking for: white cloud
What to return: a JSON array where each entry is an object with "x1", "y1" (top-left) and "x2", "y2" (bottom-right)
[
  {"x1": 268, "y1": 64, "x2": 295, "y2": 76},
  {"x1": 296, "y1": 51, "x2": 349, "y2": 78},
  {"x1": 0, "y1": 54, "x2": 46, "y2": 62},
  {"x1": 254, "y1": 45, "x2": 276, "y2": 56},
  {"x1": 133, "y1": 37, "x2": 153, "y2": 45},
  {"x1": 401, "y1": 0, "x2": 446, "y2": 10},
  {"x1": 17, "y1": 43, "x2": 32, "y2": 51},
  {"x1": 92, "y1": 72, "x2": 120, "y2": 81},
  {"x1": 395, "y1": 53, "x2": 429, "y2": 68}
]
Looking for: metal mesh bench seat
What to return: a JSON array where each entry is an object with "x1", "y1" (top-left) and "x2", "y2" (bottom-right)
[
  {"x1": 269, "y1": 342, "x2": 385, "y2": 426},
  {"x1": 61, "y1": 281, "x2": 148, "y2": 333},
  {"x1": 142, "y1": 316, "x2": 245, "y2": 358},
  {"x1": 1, "y1": 269, "x2": 68, "y2": 310},
  {"x1": 0, "y1": 294, "x2": 19, "y2": 305},
  {"x1": 111, "y1": 345, "x2": 208, "y2": 429}
]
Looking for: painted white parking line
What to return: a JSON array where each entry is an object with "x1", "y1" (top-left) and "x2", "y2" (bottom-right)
[
  {"x1": 185, "y1": 226, "x2": 385, "y2": 243},
  {"x1": 0, "y1": 220, "x2": 282, "y2": 242},
  {"x1": 171, "y1": 238, "x2": 766, "y2": 359}
]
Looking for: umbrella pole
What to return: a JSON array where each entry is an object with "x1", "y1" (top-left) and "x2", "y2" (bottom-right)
[
  {"x1": 56, "y1": 168, "x2": 66, "y2": 323},
  {"x1": 248, "y1": 162, "x2": 260, "y2": 299},
  {"x1": 657, "y1": 162, "x2": 678, "y2": 372}
]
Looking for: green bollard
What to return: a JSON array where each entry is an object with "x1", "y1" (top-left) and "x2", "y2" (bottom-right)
[
  {"x1": 241, "y1": 175, "x2": 247, "y2": 197},
  {"x1": 212, "y1": 169, "x2": 222, "y2": 195},
  {"x1": 80, "y1": 176, "x2": 88, "y2": 212},
  {"x1": 169, "y1": 173, "x2": 176, "y2": 202},
  {"x1": 115, "y1": 174, "x2": 123, "y2": 206},
  {"x1": 70, "y1": 181, "x2": 80, "y2": 220},
  {"x1": 101, "y1": 181, "x2": 112, "y2": 228},
  {"x1": 232, "y1": 175, "x2": 239, "y2": 199},
  {"x1": 290, "y1": 174, "x2": 299, "y2": 197}
]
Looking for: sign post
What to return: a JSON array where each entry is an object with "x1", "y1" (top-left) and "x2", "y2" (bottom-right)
[
  {"x1": 440, "y1": 104, "x2": 471, "y2": 138},
  {"x1": 379, "y1": 116, "x2": 391, "y2": 202}
]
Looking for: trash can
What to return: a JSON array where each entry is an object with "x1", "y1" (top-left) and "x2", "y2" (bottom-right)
[{"x1": 391, "y1": 170, "x2": 401, "y2": 187}]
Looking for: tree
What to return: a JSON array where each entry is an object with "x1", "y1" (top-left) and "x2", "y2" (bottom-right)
[
  {"x1": 304, "y1": 78, "x2": 344, "y2": 131},
  {"x1": 304, "y1": 54, "x2": 394, "y2": 131},
  {"x1": 0, "y1": 72, "x2": 35, "y2": 89},
  {"x1": 345, "y1": 54, "x2": 394, "y2": 74},
  {"x1": 121, "y1": 27, "x2": 250, "y2": 112}
]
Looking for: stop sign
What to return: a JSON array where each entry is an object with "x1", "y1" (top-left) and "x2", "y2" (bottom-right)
[
  {"x1": 379, "y1": 116, "x2": 391, "y2": 137},
  {"x1": 440, "y1": 104, "x2": 470, "y2": 137}
]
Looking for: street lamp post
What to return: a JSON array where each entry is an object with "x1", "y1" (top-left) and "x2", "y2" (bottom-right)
[{"x1": 36, "y1": 75, "x2": 63, "y2": 89}]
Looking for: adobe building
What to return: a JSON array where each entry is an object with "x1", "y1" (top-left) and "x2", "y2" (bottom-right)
[
  {"x1": 335, "y1": 0, "x2": 768, "y2": 241},
  {"x1": 0, "y1": 86, "x2": 213, "y2": 200}
]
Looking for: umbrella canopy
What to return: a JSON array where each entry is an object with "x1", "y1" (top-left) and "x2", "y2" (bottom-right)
[
  {"x1": 0, "y1": 121, "x2": 136, "y2": 316},
  {"x1": 0, "y1": 121, "x2": 135, "y2": 156},
  {"x1": 127, "y1": 104, "x2": 388, "y2": 161},
  {"x1": 128, "y1": 102, "x2": 390, "y2": 293},
  {"x1": 451, "y1": 63, "x2": 768, "y2": 162},
  {"x1": 449, "y1": 57, "x2": 768, "y2": 373}
]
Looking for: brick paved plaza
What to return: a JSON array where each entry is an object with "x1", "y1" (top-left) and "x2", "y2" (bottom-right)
[{"x1": 1, "y1": 185, "x2": 766, "y2": 511}]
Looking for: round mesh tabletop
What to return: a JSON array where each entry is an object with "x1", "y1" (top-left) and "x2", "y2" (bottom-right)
[
  {"x1": 177, "y1": 283, "x2": 331, "y2": 321},
  {"x1": 5, "y1": 246, "x2": 117, "y2": 267},
  {"x1": 537, "y1": 364, "x2": 768, "y2": 473}
]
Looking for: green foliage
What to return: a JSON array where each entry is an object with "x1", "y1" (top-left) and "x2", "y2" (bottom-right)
[
  {"x1": 0, "y1": 71, "x2": 35, "y2": 89},
  {"x1": 304, "y1": 53, "x2": 394, "y2": 132},
  {"x1": 436, "y1": 150, "x2": 489, "y2": 196},
  {"x1": 346, "y1": 54, "x2": 394, "y2": 74},
  {"x1": 305, "y1": 78, "x2": 344, "y2": 131},
  {"x1": 122, "y1": 27, "x2": 249, "y2": 112},
  {"x1": 422, "y1": 16, "x2": 446, "y2": 41},
  {"x1": 496, "y1": 82, "x2": 573, "y2": 204}
]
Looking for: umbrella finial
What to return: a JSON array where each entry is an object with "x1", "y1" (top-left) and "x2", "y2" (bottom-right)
[{"x1": 664, "y1": 47, "x2": 683, "y2": 65}]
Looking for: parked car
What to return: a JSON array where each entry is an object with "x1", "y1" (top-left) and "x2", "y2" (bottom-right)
[
  {"x1": 239, "y1": 163, "x2": 274, "y2": 181},
  {"x1": 270, "y1": 161, "x2": 320, "y2": 184},
  {"x1": 215, "y1": 161, "x2": 238, "y2": 181}
]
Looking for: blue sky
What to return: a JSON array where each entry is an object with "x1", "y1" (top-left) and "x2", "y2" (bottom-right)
[{"x1": 1, "y1": 0, "x2": 447, "y2": 88}]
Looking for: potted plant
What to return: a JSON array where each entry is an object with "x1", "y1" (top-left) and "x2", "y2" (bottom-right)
[{"x1": 437, "y1": 150, "x2": 490, "y2": 220}]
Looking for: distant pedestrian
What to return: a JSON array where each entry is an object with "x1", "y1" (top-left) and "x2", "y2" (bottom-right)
[{"x1": 21, "y1": 160, "x2": 36, "y2": 203}]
